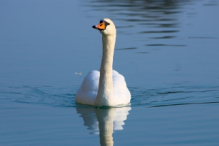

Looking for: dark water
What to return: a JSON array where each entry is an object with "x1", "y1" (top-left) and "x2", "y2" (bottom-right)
[{"x1": 0, "y1": 0, "x2": 219, "y2": 145}]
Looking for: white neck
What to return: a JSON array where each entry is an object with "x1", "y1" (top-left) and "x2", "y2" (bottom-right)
[{"x1": 94, "y1": 34, "x2": 116, "y2": 106}]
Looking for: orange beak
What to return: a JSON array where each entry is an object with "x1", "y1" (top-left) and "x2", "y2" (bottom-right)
[{"x1": 92, "y1": 22, "x2": 106, "y2": 30}]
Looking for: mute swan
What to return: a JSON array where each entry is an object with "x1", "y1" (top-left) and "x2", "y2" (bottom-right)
[{"x1": 75, "y1": 18, "x2": 131, "y2": 106}]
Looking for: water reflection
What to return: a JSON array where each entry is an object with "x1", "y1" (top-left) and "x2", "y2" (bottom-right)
[
  {"x1": 76, "y1": 106, "x2": 131, "y2": 146},
  {"x1": 85, "y1": 0, "x2": 186, "y2": 27},
  {"x1": 83, "y1": 0, "x2": 193, "y2": 48}
]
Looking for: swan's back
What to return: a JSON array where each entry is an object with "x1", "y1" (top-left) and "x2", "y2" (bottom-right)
[{"x1": 76, "y1": 70, "x2": 131, "y2": 106}]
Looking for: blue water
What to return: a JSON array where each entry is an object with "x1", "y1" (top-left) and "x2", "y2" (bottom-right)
[{"x1": 0, "y1": 0, "x2": 219, "y2": 145}]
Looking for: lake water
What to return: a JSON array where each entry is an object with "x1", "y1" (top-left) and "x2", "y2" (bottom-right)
[{"x1": 0, "y1": 0, "x2": 219, "y2": 145}]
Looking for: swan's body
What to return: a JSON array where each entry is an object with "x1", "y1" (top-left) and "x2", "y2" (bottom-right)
[{"x1": 76, "y1": 18, "x2": 131, "y2": 106}]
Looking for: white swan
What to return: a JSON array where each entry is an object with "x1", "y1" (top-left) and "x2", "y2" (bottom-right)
[{"x1": 75, "y1": 18, "x2": 131, "y2": 106}]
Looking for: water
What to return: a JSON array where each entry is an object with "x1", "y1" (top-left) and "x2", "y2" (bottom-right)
[{"x1": 0, "y1": 0, "x2": 219, "y2": 145}]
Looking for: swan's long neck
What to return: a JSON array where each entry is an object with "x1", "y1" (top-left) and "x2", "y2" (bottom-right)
[{"x1": 95, "y1": 34, "x2": 116, "y2": 106}]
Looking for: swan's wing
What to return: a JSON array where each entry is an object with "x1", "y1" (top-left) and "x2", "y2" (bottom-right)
[
  {"x1": 112, "y1": 70, "x2": 131, "y2": 105},
  {"x1": 76, "y1": 70, "x2": 131, "y2": 105},
  {"x1": 76, "y1": 70, "x2": 100, "y2": 105}
]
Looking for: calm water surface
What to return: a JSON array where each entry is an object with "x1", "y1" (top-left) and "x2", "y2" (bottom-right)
[{"x1": 0, "y1": 0, "x2": 219, "y2": 145}]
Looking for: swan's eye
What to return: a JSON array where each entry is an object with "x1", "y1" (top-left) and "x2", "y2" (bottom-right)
[{"x1": 105, "y1": 21, "x2": 110, "y2": 26}]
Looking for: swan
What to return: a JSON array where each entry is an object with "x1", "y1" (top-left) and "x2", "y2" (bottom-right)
[{"x1": 75, "y1": 18, "x2": 131, "y2": 106}]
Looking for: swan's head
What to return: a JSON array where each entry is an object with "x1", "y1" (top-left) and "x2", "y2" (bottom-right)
[{"x1": 92, "y1": 18, "x2": 116, "y2": 36}]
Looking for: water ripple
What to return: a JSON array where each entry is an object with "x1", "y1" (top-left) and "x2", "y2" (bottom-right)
[
  {"x1": 0, "y1": 84, "x2": 219, "y2": 108},
  {"x1": 0, "y1": 85, "x2": 76, "y2": 107},
  {"x1": 130, "y1": 85, "x2": 219, "y2": 107}
]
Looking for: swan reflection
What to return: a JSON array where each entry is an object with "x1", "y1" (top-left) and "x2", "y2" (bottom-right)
[{"x1": 76, "y1": 106, "x2": 131, "y2": 146}]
